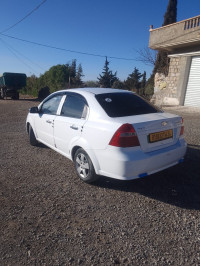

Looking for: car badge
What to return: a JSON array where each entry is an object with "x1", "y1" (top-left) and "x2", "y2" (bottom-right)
[
  {"x1": 105, "y1": 98, "x2": 112, "y2": 102},
  {"x1": 162, "y1": 121, "x2": 167, "y2": 126}
]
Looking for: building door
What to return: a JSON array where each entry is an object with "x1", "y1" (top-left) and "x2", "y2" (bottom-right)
[{"x1": 184, "y1": 56, "x2": 200, "y2": 107}]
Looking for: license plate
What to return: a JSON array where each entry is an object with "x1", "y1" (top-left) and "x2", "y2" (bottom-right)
[{"x1": 149, "y1": 129, "x2": 173, "y2": 143}]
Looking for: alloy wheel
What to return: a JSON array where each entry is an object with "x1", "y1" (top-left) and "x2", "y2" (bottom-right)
[{"x1": 75, "y1": 153, "x2": 90, "y2": 179}]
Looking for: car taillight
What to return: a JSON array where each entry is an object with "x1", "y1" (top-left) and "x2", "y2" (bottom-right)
[
  {"x1": 109, "y1": 123, "x2": 140, "y2": 147},
  {"x1": 180, "y1": 118, "x2": 184, "y2": 136}
]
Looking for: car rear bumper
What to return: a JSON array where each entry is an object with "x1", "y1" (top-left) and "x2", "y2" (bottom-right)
[{"x1": 94, "y1": 138, "x2": 187, "y2": 180}]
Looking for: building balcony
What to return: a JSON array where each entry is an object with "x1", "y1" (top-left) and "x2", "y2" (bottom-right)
[{"x1": 149, "y1": 15, "x2": 200, "y2": 53}]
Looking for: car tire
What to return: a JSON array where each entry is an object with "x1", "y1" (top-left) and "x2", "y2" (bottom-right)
[
  {"x1": 0, "y1": 88, "x2": 5, "y2": 99},
  {"x1": 13, "y1": 92, "x2": 19, "y2": 100},
  {"x1": 29, "y1": 125, "x2": 38, "y2": 146},
  {"x1": 74, "y1": 148, "x2": 99, "y2": 183}
]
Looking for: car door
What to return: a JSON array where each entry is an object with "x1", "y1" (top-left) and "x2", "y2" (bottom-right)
[
  {"x1": 34, "y1": 94, "x2": 63, "y2": 147},
  {"x1": 54, "y1": 93, "x2": 88, "y2": 157}
]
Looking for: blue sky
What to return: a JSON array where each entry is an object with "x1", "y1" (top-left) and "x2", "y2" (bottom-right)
[{"x1": 0, "y1": 0, "x2": 199, "y2": 81}]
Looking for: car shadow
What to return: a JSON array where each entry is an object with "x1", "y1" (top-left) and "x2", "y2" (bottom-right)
[
  {"x1": 37, "y1": 143, "x2": 49, "y2": 149},
  {"x1": 93, "y1": 144, "x2": 200, "y2": 210}
]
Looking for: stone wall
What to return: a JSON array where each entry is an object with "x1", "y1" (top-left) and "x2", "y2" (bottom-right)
[{"x1": 152, "y1": 57, "x2": 180, "y2": 106}]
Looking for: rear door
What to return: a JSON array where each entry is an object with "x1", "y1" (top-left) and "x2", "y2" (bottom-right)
[{"x1": 54, "y1": 93, "x2": 88, "y2": 157}]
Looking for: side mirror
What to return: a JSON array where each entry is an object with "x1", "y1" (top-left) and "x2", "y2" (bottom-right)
[{"x1": 29, "y1": 107, "x2": 39, "y2": 113}]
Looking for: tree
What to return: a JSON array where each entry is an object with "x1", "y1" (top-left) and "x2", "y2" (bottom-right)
[
  {"x1": 136, "y1": 47, "x2": 157, "y2": 66},
  {"x1": 75, "y1": 64, "x2": 84, "y2": 87},
  {"x1": 125, "y1": 67, "x2": 142, "y2": 93},
  {"x1": 163, "y1": 0, "x2": 177, "y2": 26},
  {"x1": 140, "y1": 71, "x2": 147, "y2": 95},
  {"x1": 144, "y1": 74, "x2": 154, "y2": 99},
  {"x1": 69, "y1": 59, "x2": 77, "y2": 87},
  {"x1": 98, "y1": 57, "x2": 118, "y2": 88},
  {"x1": 37, "y1": 60, "x2": 84, "y2": 91},
  {"x1": 26, "y1": 75, "x2": 39, "y2": 96},
  {"x1": 84, "y1": 80, "x2": 99, "y2": 87},
  {"x1": 153, "y1": 0, "x2": 177, "y2": 75},
  {"x1": 112, "y1": 80, "x2": 125, "y2": 90},
  {"x1": 25, "y1": 60, "x2": 85, "y2": 96},
  {"x1": 42, "y1": 64, "x2": 69, "y2": 91}
]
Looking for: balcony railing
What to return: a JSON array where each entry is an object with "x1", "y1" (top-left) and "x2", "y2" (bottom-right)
[
  {"x1": 149, "y1": 15, "x2": 200, "y2": 51},
  {"x1": 184, "y1": 16, "x2": 200, "y2": 30}
]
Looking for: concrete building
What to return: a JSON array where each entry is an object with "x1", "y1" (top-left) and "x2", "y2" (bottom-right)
[{"x1": 149, "y1": 15, "x2": 200, "y2": 107}]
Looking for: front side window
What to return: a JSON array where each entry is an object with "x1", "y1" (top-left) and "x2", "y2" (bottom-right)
[
  {"x1": 61, "y1": 94, "x2": 87, "y2": 119},
  {"x1": 40, "y1": 95, "x2": 62, "y2": 115}
]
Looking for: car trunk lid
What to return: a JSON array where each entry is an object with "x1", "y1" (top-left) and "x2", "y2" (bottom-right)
[{"x1": 115, "y1": 112, "x2": 183, "y2": 152}]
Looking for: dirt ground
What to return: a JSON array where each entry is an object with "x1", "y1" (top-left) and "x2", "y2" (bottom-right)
[{"x1": 0, "y1": 98, "x2": 200, "y2": 265}]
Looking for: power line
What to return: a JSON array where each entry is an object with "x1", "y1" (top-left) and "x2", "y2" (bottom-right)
[
  {"x1": 0, "y1": 37, "x2": 45, "y2": 72},
  {"x1": 0, "y1": 38, "x2": 40, "y2": 74},
  {"x1": 1, "y1": 0, "x2": 47, "y2": 33},
  {"x1": 0, "y1": 33, "x2": 137, "y2": 61}
]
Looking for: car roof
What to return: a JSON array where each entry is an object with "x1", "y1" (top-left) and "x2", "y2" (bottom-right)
[{"x1": 59, "y1": 87, "x2": 133, "y2": 95}]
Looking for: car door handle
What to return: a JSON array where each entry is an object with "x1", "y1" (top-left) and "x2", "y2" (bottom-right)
[
  {"x1": 70, "y1": 125, "x2": 78, "y2": 130},
  {"x1": 46, "y1": 120, "x2": 52, "y2": 124}
]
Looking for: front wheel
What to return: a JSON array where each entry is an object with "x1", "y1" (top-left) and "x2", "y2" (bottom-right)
[
  {"x1": 29, "y1": 125, "x2": 38, "y2": 146},
  {"x1": 0, "y1": 88, "x2": 5, "y2": 99},
  {"x1": 12, "y1": 92, "x2": 19, "y2": 100},
  {"x1": 74, "y1": 148, "x2": 99, "y2": 183}
]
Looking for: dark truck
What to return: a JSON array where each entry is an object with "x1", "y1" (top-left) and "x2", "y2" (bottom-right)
[{"x1": 0, "y1": 72, "x2": 27, "y2": 100}]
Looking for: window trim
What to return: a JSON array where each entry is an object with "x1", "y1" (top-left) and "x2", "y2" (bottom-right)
[
  {"x1": 59, "y1": 92, "x2": 89, "y2": 119},
  {"x1": 57, "y1": 95, "x2": 66, "y2": 115},
  {"x1": 39, "y1": 92, "x2": 65, "y2": 115}
]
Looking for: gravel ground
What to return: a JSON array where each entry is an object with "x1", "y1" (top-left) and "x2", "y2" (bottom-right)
[{"x1": 0, "y1": 99, "x2": 200, "y2": 266}]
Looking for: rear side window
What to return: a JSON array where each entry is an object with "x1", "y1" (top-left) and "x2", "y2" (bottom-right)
[
  {"x1": 95, "y1": 92, "x2": 159, "y2": 117},
  {"x1": 61, "y1": 94, "x2": 87, "y2": 119}
]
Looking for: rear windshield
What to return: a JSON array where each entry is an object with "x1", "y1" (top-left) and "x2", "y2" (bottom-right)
[{"x1": 95, "y1": 92, "x2": 159, "y2": 117}]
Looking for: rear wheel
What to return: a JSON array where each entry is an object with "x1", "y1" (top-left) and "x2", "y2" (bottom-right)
[
  {"x1": 15, "y1": 92, "x2": 19, "y2": 100},
  {"x1": 0, "y1": 88, "x2": 5, "y2": 99},
  {"x1": 12, "y1": 92, "x2": 19, "y2": 100},
  {"x1": 74, "y1": 148, "x2": 99, "y2": 183},
  {"x1": 29, "y1": 125, "x2": 38, "y2": 146}
]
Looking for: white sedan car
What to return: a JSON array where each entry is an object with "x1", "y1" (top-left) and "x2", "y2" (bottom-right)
[{"x1": 26, "y1": 88, "x2": 187, "y2": 183}]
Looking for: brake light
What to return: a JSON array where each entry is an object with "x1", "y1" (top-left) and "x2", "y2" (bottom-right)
[
  {"x1": 180, "y1": 118, "x2": 184, "y2": 136},
  {"x1": 109, "y1": 123, "x2": 140, "y2": 147}
]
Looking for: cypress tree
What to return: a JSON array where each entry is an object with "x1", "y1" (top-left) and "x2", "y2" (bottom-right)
[
  {"x1": 163, "y1": 0, "x2": 177, "y2": 26},
  {"x1": 140, "y1": 71, "x2": 147, "y2": 95},
  {"x1": 153, "y1": 0, "x2": 177, "y2": 75},
  {"x1": 98, "y1": 57, "x2": 118, "y2": 88},
  {"x1": 141, "y1": 71, "x2": 146, "y2": 88},
  {"x1": 76, "y1": 64, "x2": 84, "y2": 87}
]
